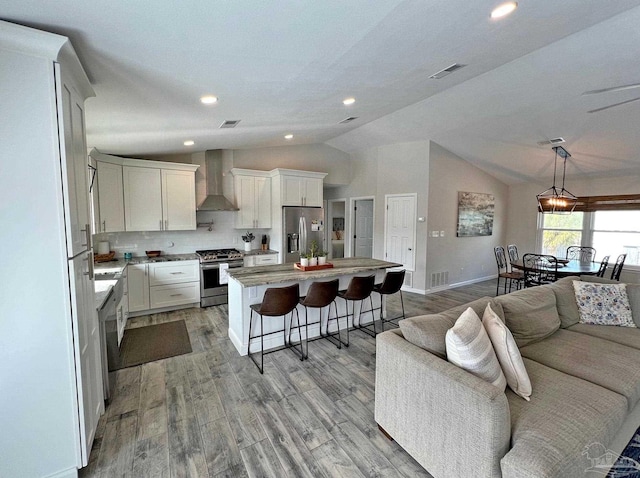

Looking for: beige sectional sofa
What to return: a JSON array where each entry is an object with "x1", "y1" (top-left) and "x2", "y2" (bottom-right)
[{"x1": 375, "y1": 275, "x2": 640, "y2": 478}]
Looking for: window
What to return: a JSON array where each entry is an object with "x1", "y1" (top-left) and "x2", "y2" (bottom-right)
[
  {"x1": 539, "y1": 213, "x2": 584, "y2": 258},
  {"x1": 592, "y1": 211, "x2": 640, "y2": 266},
  {"x1": 538, "y1": 209, "x2": 640, "y2": 268}
]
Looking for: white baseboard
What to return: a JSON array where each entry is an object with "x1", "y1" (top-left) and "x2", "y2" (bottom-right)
[{"x1": 420, "y1": 274, "x2": 497, "y2": 295}]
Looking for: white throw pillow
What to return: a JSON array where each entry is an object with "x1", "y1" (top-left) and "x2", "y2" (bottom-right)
[
  {"x1": 482, "y1": 303, "x2": 532, "y2": 401},
  {"x1": 445, "y1": 307, "x2": 506, "y2": 391},
  {"x1": 573, "y1": 281, "x2": 636, "y2": 327}
]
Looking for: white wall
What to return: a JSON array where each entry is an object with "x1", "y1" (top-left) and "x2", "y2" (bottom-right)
[
  {"x1": 506, "y1": 173, "x2": 640, "y2": 283},
  {"x1": 427, "y1": 142, "x2": 509, "y2": 288}
]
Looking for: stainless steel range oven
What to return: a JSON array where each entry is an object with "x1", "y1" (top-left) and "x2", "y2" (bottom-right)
[{"x1": 196, "y1": 249, "x2": 244, "y2": 307}]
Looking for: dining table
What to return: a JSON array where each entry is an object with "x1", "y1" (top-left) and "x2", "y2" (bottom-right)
[{"x1": 511, "y1": 258, "x2": 601, "y2": 278}]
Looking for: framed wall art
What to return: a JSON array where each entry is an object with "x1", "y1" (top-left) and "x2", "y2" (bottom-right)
[{"x1": 456, "y1": 191, "x2": 494, "y2": 237}]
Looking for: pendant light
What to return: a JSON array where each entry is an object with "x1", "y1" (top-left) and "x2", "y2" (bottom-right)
[{"x1": 536, "y1": 146, "x2": 577, "y2": 214}]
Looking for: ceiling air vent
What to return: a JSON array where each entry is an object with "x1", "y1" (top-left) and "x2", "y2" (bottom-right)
[
  {"x1": 220, "y1": 120, "x2": 241, "y2": 129},
  {"x1": 339, "y1": 116, "x2": 359, "y2": 124},
  {"x1": 537, "y1": 137, "x2": 565, "y2": 146},
  {"x1": 429, "y1": 63, "x2": 466, "y2": 80}
]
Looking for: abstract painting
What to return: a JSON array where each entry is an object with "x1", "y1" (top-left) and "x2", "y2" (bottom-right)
[{"x1": 456, "y1": 192, "x2": 494, "y2": 237}]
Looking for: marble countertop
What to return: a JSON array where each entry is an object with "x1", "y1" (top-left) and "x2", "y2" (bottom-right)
[
  {"x1": 227, "y1": 257, "x2": 402, "y2": 287},
  {"x1": 94, "y1": 253, "x2": 199, "y2": 276},
  {"x1": 243, "y1": 249, "x2": 278, "y2": 256},
  {"x1": 95, "y1": 279, "x2": 117, "y2": 310}
]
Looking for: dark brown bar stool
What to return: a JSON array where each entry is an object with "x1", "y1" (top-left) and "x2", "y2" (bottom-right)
[
  {"x1": 338, "y1": 275, "x2": 376, "y2": 341},
  {"x1": 248, "y1": 283, "x2": 302, "y2": 374},
  {"x1": 373, "y1": 270, "x2": 406, "y2": 331},
  {"x1": 298, "y1": 279, "x2": 342, "y2": 355}
]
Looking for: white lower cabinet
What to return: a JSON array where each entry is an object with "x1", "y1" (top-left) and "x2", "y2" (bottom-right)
[
  {"x1": 244, "y1": 253, "x2": 278, "y2": 267},
  {"x1": 127, "y1": 260, "x2": 200, "y2": 314}
]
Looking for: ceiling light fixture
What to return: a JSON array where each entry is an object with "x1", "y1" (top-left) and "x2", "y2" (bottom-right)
[
  {"x1": 183, "y1": 140, "x2": 195, "y2": 146},
  {"x1": 200, "y1": 95, "x2": 218, "y2": 105},
  {"x1": 536, "y1": 146, "x2": 577, "y2": 214},
  {"x1": 284, "y1": 134, "x2": 293, "y2": 140},
  {"x1": 491, "y1": 2, "x2": 517, "y2": 19},
  {"x1": 343, "y1": 97, "x2": 356, "y2": 106}
]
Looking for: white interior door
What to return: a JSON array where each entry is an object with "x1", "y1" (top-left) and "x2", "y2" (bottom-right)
[
  {"x1": 354, "y1": 199, "x2": 374, "y2": 258},
  {"x1": 385, "y1": 194, "x2": 416, "y2": 270}
]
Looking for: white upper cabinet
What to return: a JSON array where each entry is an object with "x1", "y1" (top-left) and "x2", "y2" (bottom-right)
[
  {"x1": 273, "y1": 169, "x2": 327, "y2": 207},
  {"x1": 231, "y1": 169, "x2": 272, "y2": 229},
  {"x1": 91, "y1": 150, "x2": 199, "y2": 232},
  {"x1": 123, "y1": 166, "x2": 163, "y2": 231},
  {"x1": 95, "y1": 160, "x2": 125, "y2": 232},
  {"x1": 162, "y1": 169, "x2": 196, "y2": 230}
]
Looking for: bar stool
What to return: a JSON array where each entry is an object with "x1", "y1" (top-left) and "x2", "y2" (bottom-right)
[
  {"x1": 248, "y1": 283, "x2": 302, "y2": 374},
  {"x1": 298, "y1": 279, "x2": 342, "y2": 355},
  {"x1": 373, "y1": 270, "x2": 406, "y2": 331},
  {"x1": 338, "y1": 275, "x2": 376, "y2": 341}
]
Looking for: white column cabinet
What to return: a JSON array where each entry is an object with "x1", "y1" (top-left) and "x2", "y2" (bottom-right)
[
  {"x1": 96, "y1": 160, "x2": 125, "y2": 232},
  {"x1": 231, "y1": 170, "x2": 272, "y2": 229}
]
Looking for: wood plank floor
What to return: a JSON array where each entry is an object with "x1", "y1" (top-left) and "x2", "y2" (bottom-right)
[{"x1": 81, "y1": 280, "x2": 496, "y2": 478}]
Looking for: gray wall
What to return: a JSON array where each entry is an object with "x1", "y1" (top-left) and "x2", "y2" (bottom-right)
[
  {"x1": 427, "y1": 142, "x2": 509, "y2": 288},
  {"x1": 325, "y1": 141, "x2": 431, "y2": 291},
  {"x1": 233, "y1": 143, "x2": 351, "y2": 186}
]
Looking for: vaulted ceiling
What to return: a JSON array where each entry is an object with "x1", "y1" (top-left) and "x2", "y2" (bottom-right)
[{"x1": 3, "y1": 0, "x2": 640, "y2": 184}]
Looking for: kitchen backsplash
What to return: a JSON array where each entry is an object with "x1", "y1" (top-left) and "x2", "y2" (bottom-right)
[{"x1": 93, "y1": 212, "x2": 271, "y2": 257}]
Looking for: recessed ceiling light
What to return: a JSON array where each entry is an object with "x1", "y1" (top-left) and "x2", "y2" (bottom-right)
[
  {"x1": 200, "y1": 95, "x2": 218, "y2": 105},
  {"x1": 284, "y1": 134, "x2": 293, "y2": 140},
  {"x1": 183, "y1": 140, "x2": 195, "y2": 146},
  {"x1": 491, "y1": 2, "x2": 517, "y2": 19},
  {"x1": 343, "y1": 97, "x2": 356, "y2": 106}
]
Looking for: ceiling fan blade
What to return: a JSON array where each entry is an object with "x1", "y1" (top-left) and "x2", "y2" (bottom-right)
[
  {"x1": 587, "y1": 96, "x2": 640, "y2": 114},
  {"x1": 583, "y1": 83, "x2": 640, "y2": 95}
]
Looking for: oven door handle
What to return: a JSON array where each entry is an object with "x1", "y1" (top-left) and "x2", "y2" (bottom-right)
[{"x1": 201, "y1": 263, "x2": 220, "y2": 271}]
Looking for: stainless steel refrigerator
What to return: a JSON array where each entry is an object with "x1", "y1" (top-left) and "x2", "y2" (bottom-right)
[{"x1": 282, "y1": 206, "x2": 325, "y2": 263}]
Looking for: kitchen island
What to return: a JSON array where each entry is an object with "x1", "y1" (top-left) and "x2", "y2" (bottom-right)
[{"x1": 227, "y1": 258, "x2": 402, "y2": 355}]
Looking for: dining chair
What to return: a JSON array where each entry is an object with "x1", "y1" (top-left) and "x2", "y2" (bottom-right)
[
  {"x1": 494, "y1": 246, "x2": 524, "y2": 295},
  {"x1": 522, "y1": 253, "x2": 559, "y2": 287},
  {"x1": 610, "y1": 254, "x2": 627, "y2": 281},
  {"x1": 566, "y1": 246, "x2": 596, "y2": 263},
  {"x1": 507, "y1": 244, "x2": 519, "y2": 263},
  {"x1": 596, "y1": 255, "x2": 610, "y2": 278}
]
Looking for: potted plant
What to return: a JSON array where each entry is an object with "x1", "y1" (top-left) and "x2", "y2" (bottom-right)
[
  {"x1": 241, "y1": 231, "x2": 254, "y2": 252},
  {"x1": 300, "y1": 253, "x2": 309, "y2": 267},
  {"x1": 317, "y1": 250, "x2": 327, "y2": 265}
]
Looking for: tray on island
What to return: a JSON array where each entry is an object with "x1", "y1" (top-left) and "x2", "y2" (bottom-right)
[{"x1": 294, "y1": 262, "x2": 334, "y2": 271}]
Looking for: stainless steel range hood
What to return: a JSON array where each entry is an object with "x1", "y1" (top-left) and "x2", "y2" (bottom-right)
[{"x1": 197, "y1": 150, "x2": 238, "y2": 211}]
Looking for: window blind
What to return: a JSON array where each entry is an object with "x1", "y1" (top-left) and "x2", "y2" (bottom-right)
[{"x1": 574, "y1": 194, "x2": 640, "y2": 212}]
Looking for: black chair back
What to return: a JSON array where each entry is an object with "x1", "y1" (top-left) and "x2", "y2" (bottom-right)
[
  {"x1": 610, "y1": 254, "x2": 627, "y2": 281},
  {"x1": 300, "y1": 279, "x2": 339, "y2": 308},
  {"x1": 566, "y1": 246, "x2": 596, "y2": 263},
  {"x1": 254, "y1": 284, "x2": 300, "y2": 316},
  {"x1": 375, "y1": 270, "x2": 405, "y2": 295},
  {"x1": 341, "y1": 275, "x2": 375, "y2": 300},
  {"x1": 507, "y1": 244, "x2": 519, "y2": 263},
  {"x1": 494, "y1": 247, "x2": 508, "y2": 273},
  {"x1": 522, "y1": 253, "x2": 558, "y2": 287},
  {"x1": 596, "y1": 255, "x2": 610, "y2": 278}
]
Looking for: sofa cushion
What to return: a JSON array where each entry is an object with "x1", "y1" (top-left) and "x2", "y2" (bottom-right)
[
  {"x1": 573, "y1": 281, "x2": 635, "y2": 327},
  {"x1": 483, "y1": 303, "x2": 531, "y2": 401},
  {"x1": 445, "y1": 307, "x2": 507, "y2": 390},
  {"x1": 500, "y1": 358, "x2": 627, "y2": 478},
  {"x1": 494, "y1": 286, "x2": 560, "y2": 347},
  {"x1": 568, "y1": 323, "x2": 640, "y2": 350},
  {"x1": 399, "y1": 296, "x2": 501, "y2": 359},
  {"x1": 520, "y1": 329, "x2": 640, "y2": 410},
  {"x1": 547, "y1": 276, "x2": 581, "y2": 328}
]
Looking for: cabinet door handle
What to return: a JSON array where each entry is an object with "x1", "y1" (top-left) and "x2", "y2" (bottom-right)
[
  {"x1": 102, "y1": 220, "x2": 106, "y2": 232},
  {"x1": 170, "y1": 294, "x2": 182, "y2": 297},
  {"x1": 165, "y1": 220, "x2": 168, "y2": 230},
  {"x1": 81, "y1": 224, "x2": 91, "y2": 248},
  {"x1": 170, "y1": 272, "x2": 184, "y2": 275},
  {"x1": 159, "y1": 219, "x2": 163, "y2": 230}
]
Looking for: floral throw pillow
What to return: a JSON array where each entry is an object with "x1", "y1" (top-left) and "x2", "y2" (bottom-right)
[{"x1": 573, "y1": 281, "x2": 636, "y2": 327}]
